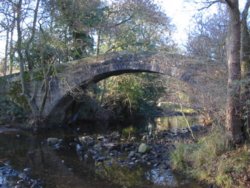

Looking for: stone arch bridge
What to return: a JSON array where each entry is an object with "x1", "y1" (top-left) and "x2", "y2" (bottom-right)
[{"x1": 3, "y1": 51, "x2": 226, "y2": 123}]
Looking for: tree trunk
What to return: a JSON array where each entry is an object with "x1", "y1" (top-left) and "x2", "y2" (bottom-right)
[
  {"x1": 3, "y1": 29, "x2": 9, "y2": 76},
  {"x1": 240, "y1": 0, "x2": 250, "y2": 138},
  {"x1": 9, "y1": 8, "x2": 16, "y2": 75},
  {"x1": 9, "y1": 26, "x2": 15, "y2": 75},
  {"x1": 225, "y1": 0, "x2": 243, "y2": 143},
  {"x1": 16, "y1": 0, "x2": 40, "y2": 120},
  {"x1": 25, "y1": 0, "x2": 40, "y2": 71}
]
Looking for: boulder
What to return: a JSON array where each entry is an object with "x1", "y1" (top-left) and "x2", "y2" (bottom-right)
[
  {"x1": 79, "y1": 136, "x2": 94, "y2": 146},
  {"x1": 138, "y1": 143, "x2": 150, "y2": 153}
]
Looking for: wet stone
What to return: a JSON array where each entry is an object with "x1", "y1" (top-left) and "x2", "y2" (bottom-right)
[
  {"x1": 129, "y1": 162, "x2": 135, "y2": 166},
  {"x1": 153, "y1": 163, "x2": 159, "y2": 167},
  {"x1": 96, "y1": 157, "x2": 106, "y2": 162},
  {"x1": 16, "y1": 179, "x2": 24, "y2": 184},
  {"x1": 110, "y1": 131, "x2": 120, "y2": 140},
  {"x1": 97, "y1": 136, "x2": 105, "y2": 141},
  {"x1": 18, "y1": 173, "x2": 27, "y2": 180},
  {"x1": 128, "y1": 151, "x2": 135, "y2": 158},
  {"x1": 244, "y1": 175, "x2": 250, "y2": 181},
  {"x1": 47, "y1": 138, "x2": 60, "y2": 145},
  {"x1": 138, "y1": 143, "x2": 149, "y2": 153},
  {"x1": 103, "y1": 142, "x2": 119, "y2": 151},
  {"x1": 16, "y1": 134, "x2": 21, "y2": 139},
  {"x1": 76, "y1": 144, "x2": 84, "y2": 152},
  {"x1": 79, "y1": 136, "x2": 94, "y2": 146},
  {"x1": 131, "y1": 157, "x2": 137, "y2": 161},
  {"x1": 23, "y1": 168, "x2": 31, "y2": 173}
]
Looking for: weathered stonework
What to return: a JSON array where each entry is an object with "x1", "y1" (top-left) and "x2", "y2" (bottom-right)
[{"x1": 0, "y1": 51, "x2": 226, "y2": 123}]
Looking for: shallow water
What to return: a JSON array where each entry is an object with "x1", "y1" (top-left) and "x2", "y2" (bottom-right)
[{"x1": 0, "y1": 124, "x2": 206, "y2": 188}]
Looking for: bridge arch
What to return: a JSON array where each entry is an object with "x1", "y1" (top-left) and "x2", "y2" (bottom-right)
[{"x1": 39, "y1": 52, "x2": 214, "y2": 124}]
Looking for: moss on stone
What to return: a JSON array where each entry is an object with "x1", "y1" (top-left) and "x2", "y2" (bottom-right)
[
  {"x1": 8, "y1": 81, "x2": 30, "y2": 111},
  {"x1": 0, "y1": 96, "x2": 27, "y2": 124}
]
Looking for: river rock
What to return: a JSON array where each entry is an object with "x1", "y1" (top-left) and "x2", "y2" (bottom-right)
[
  {"x1": 128, "y1": 151, "x2": 135, "y2": 158},
  {"x1": 23, "y1": 168, "x2": 31, "y2": 174},
  {"x1": 110, "y1": 131, "x2": 120, "y2": 140},
  {"x1": 243, "y1": 175, "x2": 250, "y2": 181},
  {"x1": 138, "y1": 143, "x2": 149, "y2": 153},
  {"x1": 97, "y1": 135, "x2": 105, "y2": 141},
  {"x1": 76, "y1": 144, "x2": 84, "y2": 153},
  {"x1": 79, "y1": 136, "x2": 94, "y2": 146},
  {"x1": 93, "y1": 143, "x2": 102, "y2": 151},
  {"x1": 47, "y1": 138, "x2": 61, "y2": 145},
  {"x1": 129, "y1": 162, "x2": 135, "y2": 166},
  {"x1": 96, "y1": 156, "x2": 106, "y2": 162}
]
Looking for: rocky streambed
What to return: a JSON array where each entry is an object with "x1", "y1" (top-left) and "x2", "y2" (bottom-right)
[{"x1": 0, "y1": 125, "x2": 208, "y2": 188}]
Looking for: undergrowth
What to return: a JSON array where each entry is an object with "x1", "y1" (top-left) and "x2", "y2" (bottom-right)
[{"x1": 170, "y1": 126, "x2": 250, "y2": 188}]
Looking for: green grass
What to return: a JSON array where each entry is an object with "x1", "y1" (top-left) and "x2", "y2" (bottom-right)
[
  {"x1": 158, "y1": 102, "x2": 197, "y2": 114},
  {"x1": 170, "y1": 126, "x2": 250, "y2": 187}
]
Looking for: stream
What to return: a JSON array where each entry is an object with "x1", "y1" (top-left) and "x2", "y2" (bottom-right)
[{"x1": 0, "y1": 116, "x2": 208, "y2": 188}]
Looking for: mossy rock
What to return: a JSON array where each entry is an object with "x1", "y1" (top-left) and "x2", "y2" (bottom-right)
[
  {"x1": 0, "y1": 96, "x2": 27, "y2": 123},
  {"x1": 7, "y1": 81, "x2": 30, "y2": 110},
  {"x1": 138, "y1": 143, "x2": 150, "y2": 153}
]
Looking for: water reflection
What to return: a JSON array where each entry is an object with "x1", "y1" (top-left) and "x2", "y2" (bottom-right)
[{"x1": 0, "y1": 124, "x2": 206, "y2": 188}]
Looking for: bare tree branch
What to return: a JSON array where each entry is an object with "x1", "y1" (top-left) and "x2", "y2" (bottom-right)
[
  {"x1": 224, "y1": 0, "x2": 233, "y2": 8},
  {"x1": 198, "y1": 0, "x2": 221, "y2": 11},
  {"x1": 242, "y1": 0, "x2": 250, "y2": 21}
]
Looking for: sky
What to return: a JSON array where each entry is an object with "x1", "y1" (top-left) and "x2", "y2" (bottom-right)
[
  {"x1": 0, "y1": 0, "x2": 248, "y2": 59},
  {"x1": 156, "y1": 0, "x2": 198, "y2": 48},
  {"x1": 157, "y1": 0, "x2": 247, "y2": 48}
]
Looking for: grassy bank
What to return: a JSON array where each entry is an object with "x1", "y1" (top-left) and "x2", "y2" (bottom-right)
[{"x1": 170, "y1": 126, "x2": 250, "y2": 188}]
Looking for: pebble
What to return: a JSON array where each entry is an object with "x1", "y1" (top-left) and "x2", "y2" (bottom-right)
[
  {"x1": 97, "y1": 136, "x2": 105, "y2": 141},
  {"x1": 23, "y1": 168, "x2": 31, "y2": 173},
  {"x1": 68, "y1": 168, "x2": 73, "y2": 171},
  {"x1": 18, "y1": 173, "x2": 27, "y2": 179},
  {"x1": 243, "y1": 175, "x2": 250, "y2": 181},
  {"x1": 96, "y1": 157, "x2": 106, "y2": 162},
  {"x1": 16, "y1": 180, "x2": 24, "y2": 184},
  {"x1": 16, "y1": 134, "x2": 21, "y2": 138},
  {"x1": 129, "y1": 162, "x2": 135, "y2": 166},
  {"x1": 128, "y1": 151, "x2": 135, "y2": 158}
]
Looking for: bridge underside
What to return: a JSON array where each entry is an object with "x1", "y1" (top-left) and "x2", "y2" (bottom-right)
[{"x1": 46, "y1": 70, "x2": 162, "y2": 125}]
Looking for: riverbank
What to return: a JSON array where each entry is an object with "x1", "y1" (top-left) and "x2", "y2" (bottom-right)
[
  {"x1": 170, "y1": 126, "x2": 250, "y2": 188},
  {"x1": 2, "y1": 119, "x2": 249, "y2": 188}
]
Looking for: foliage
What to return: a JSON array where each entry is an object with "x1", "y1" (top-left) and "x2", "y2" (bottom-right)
[
  {"x1": 99, "y1": 0, "x2": 175, "y2": 53},
  {"x1": 186, "y1": 6, "x2": 228, "y2": 63},
  {"x1": 121, "y1": 125, "x2": 136, "y2": 138},
  {"x1": 51, "y1": 0, "x2": 105, "y2": 59},
  {"x1": 98, "y1": 73, "x2": 165, "y2": 118}
]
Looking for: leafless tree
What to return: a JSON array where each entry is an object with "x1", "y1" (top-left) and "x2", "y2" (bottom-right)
[{"x1": 240, "y1": 0, "x2": 250, "y2": 138}]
